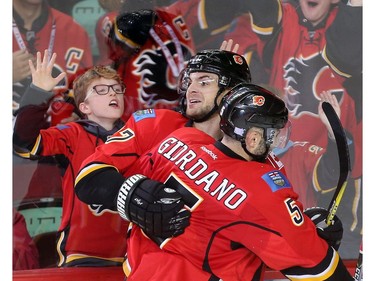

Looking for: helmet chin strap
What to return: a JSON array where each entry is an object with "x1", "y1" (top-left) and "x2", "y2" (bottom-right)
[
  {"x1": 191, "y1": 88, "x2": 224, "y2": 123},
  {"x1": 240, "y1": 140, "x2": 270, "y2": 163}
]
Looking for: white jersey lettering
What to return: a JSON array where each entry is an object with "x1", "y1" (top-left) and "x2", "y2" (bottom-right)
[{"x1": 159, "y1": 137, "x2": 247, "y2": 210}]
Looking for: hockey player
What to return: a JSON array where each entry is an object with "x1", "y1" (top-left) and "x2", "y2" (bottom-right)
[
  {"x1": 117, "y1": 83, "x2": 352, "y2": 280},
  {"x1": 227, "y1": 0, "x2": 363, "y2": 258}
]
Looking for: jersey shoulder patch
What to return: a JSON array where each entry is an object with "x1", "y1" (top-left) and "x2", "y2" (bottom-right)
[
  {"x1": 261, "y1": 170, "x2": 291, "y2": 192},
  {"x1": 56, "y1": 124, "x2": 72, "y2": 130},
  {"x1": 133, "y1": 109, "x2": 156, "y2": 122}
]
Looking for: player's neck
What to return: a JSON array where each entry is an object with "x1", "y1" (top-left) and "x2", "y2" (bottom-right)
[
  {"x1": 193, "y1": 116, "x2": 222, "y2": 140},
  {"x1": 13, "y1": 0, "x2": 43, "y2": 30},
  {"x1": 221, "y1": 135, "x2": 251, "y2": 161}
]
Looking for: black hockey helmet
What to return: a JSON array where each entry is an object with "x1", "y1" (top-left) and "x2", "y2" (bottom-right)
[
  {"x1": 219, "y1": 83, "x2": 290, "y2": 148},
  {"x1": 178, "y1": 50, "x2": 251, "y2": 121},
  {"x1": 178, "y1": 49, "x2": 251, "y2": 95},
  {"x1": 111, "y1": 9, "x2": 157, "y2": 49}
]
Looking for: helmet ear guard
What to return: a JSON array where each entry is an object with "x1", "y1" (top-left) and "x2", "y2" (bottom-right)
[{"x1": 219, "y1": 83, "x2": 290, "y2": 149}]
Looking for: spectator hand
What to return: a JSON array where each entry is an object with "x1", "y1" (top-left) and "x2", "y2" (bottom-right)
[
  {"x1": 348, "y1": 0, "x2": 362, "y2": 6},
  {"x1": 318, "y1": 91, "x2": 341, "y2": 139},
  {"x1": 29, "y1": 50, "x2": 67, "y2": 92},
  {"x1": 13, "y1": 49, "x2": 34, "y2": 83},
  {"x1": 304, "y1": 207, "x2": 343, "y2": 251},
  {"x1": 220, "y1": 39, "x2": 239, "y2": 53},
  {"x1": 117, "y1": 174, "x2": 191, "y2": 239}
]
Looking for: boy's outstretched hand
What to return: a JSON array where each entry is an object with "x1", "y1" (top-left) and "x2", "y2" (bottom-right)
[{"x1": 28, "y1": 49, "x2": 67, "y2": 92}]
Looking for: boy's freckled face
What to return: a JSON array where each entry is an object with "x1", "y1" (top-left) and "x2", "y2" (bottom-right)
[{"x1": 84, "y1": 78, "x2": 125, "y2": 121}]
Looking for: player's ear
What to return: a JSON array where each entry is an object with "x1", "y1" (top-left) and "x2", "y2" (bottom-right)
[{"x1": 245, "y1": 129, "x2": 261, "y2": 149}]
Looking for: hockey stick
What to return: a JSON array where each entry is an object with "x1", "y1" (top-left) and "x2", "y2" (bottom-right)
[
  {"x1": 353, "y1": 241, "x2": 363, "y2": 281},
  {"x1": 321, "y1": 102, "x2": 351, "y2": 226}
]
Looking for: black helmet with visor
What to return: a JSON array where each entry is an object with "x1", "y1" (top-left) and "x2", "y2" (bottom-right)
[{"x1": 219, "y1": 83, "x2": 290, "y2": 160}]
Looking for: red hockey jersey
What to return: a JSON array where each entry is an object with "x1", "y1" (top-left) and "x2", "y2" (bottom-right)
[
  {"x1": 13, "y1": 4, "x2": 93, "y2": 94},
  {"x1": 79, "y1": 109, "x2": 190, "y2": 175},
  {"x1": 226, "y1": 2, "x2": 356, "y2": 147},
  {"x1": 248, "y1": 2, "x2": 359, "y2": 172},
  {"x1": 95, "y1": 7, "x2": 196, "y2": 122},
  {"x1": 27, "y1": 121, "x2": 128, "y2": 266},
  {"x1": 75, "y1": 109, "x2": 286, "y2": 250},
  {"x1": 122, "y1": 127, "x2": 346, "y2": 280},
  {"x1": 77, "y1": 109, "x2": 285, "y2": 200},
  {"x1": 277, "y1": 141, "x2": 325, "y2": 209}
]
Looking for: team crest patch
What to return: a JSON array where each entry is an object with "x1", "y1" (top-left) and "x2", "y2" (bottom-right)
[
  {"x1": 56, "y1": 124, "x2": 70, "y2": 130},
  {"x1": 133, "y1": 109, "x2": 156, "y2": 122},
  {"x1": 233, "y1": 55, "x2": 244, "y2": 65},
  {"x1": 252, "y1": 95, "x2": 265, "y2": 106},
  {"x1": 262, "y1": 170, "x2": 291, "y2": 192}
]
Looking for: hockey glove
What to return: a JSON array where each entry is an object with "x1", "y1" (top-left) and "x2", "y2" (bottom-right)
[
  {"x1": 304, "y1": 207, "x2": 343, "y2": 251},
  {"x1": 117, "y1": 174, "x2": 191, "y2": 239}
]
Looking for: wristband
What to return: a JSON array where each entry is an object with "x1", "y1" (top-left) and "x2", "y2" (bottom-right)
[{"x1": 117, "y1": 174, "x2": 146, "y2": 221}]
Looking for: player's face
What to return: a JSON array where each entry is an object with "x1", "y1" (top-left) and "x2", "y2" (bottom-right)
[
  {"x1": 299, "y1": 0, "x2": 338, "y2": 26},
  {"x1": 81, "y1": 78, "x2": 125, "y2": 124},
  {"x1": 184, "y1": 72, "x2": 220, "y2": 120}
]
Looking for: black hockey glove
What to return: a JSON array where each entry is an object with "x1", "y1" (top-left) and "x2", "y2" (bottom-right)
[
  {"x1": 117, "y1": 174, "x2": 191, "y2": 239},
  {"x1": 304, "y1": 207, "x2": 343, "y2": 251}
]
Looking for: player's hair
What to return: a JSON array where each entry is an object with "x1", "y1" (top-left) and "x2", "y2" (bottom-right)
[
  {"x1": 178, "y1": 49, "x2": 251, "y2": 122},
  {"x1": 73, "y1": 65, "x2": 123, "y2": 107},
  {"x1": 220, "y1": 83, "x2": 288, "y2": 142}
]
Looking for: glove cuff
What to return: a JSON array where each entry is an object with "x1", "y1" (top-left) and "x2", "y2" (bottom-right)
[{"x1": 117, "y1": 174, "x2": 146, "y2": 221}]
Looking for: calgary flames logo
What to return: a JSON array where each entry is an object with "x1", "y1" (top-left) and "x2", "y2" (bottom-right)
[
  {"x1": 233, "y1": 55, "x2": 244, "y2": 65},
  {"x1": 252, "y1": 95, "x2": 265, "y2": 106},
  {"x1": 88, "y1": 204, "x2": 117, "y2": 216},
  {"x1": 283, "y1": 54, "x2": 344, "y2": 118},
  {"x1": 132, "y1": 41, "x2": 193, "y2": 107}
]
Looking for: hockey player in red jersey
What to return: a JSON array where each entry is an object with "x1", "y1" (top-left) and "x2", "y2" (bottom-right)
[
  {"x1": 223, "y1": 0, "x2": 363, "y2": 258},
  {"x1": 117, "y1": 83, "x2": 352, "y2": 280},
  {"x1": 75, "y1": 49, "x2": 255, "y2": 238},
  {"x1": 220, "y1": 0, "x2": 361, "y2": 152},
  {"x1": 96, "y1": 8, "x2": 196, "y2": 121},
  {"x1": 13, "y1": 51, "x2": 128, "y2": 267},
  {"x1": 192, "y1": 0, "x2": 362, "y2": 203}
]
